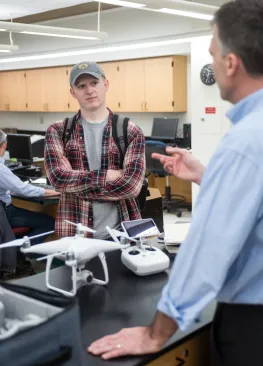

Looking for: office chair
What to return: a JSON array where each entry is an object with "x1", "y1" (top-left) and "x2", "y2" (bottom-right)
[{"x1": 145, "y1": 140, "x2": 188, "y2": 217}]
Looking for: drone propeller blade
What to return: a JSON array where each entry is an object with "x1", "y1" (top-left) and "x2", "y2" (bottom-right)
[
  {"x1": 112, "y1": 229, "x2": 137, "y2": 243},
  {"x1": 64, "y1": 220, "x2": 77, "y2": 227},
  {"x1": 0, "y1": 230, "x2": 54, "y2": 250},
  {"x1": 64, "y1": 220, "x2": 96, "y2": 233},
  {"x1": 37, "y1": 251, "x2": 65, "y2": 262},
  {"x1": 0, "y1": 238, "x2": 25, "y2": 249},
  {"x1": 79, "y1": 227, "x2": 96, "y2": 233},
  {"x1": 28, "y1": 230, "x2": 55, "y2": 240}
]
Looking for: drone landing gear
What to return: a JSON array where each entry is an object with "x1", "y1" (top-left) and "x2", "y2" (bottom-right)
[
  {"x1": 45, "y1": 255, "x2": 77, "y2": 297},
  {"x1": 45, "y1": 252, "x2": 109, "y2": 297}
]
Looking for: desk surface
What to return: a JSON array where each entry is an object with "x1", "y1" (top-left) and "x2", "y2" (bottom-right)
[
  {"x1": 14, "y1": 250, "x2": 215, "y2": 366},
  {"x1": 11, "y1": 194, "x2": 59, "y2": 205}
]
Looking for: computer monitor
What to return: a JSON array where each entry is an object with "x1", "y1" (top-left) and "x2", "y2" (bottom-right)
[
  {"x1": 7, "y1": 134, "x2": 33, "y2": 165},
  {"x1": 151, "y1": 117, "x2": 179, "y2": 141}
]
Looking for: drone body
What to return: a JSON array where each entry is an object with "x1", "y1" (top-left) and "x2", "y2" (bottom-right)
[
  {"x1": 0, "y1": 222, "x2": 129, "y2": 297},
  {"x1": 22, "y1": 236, "x2": 125, "y2": 264}
]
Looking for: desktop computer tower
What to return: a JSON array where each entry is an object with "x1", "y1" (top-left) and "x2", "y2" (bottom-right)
[{"x1": 183, "y1": 124, "x2": 191, "y2": 149}]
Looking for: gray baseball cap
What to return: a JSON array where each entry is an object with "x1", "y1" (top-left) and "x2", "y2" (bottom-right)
[{"x1": 69, "y1": 61, "x2": 106, "y2": 86}]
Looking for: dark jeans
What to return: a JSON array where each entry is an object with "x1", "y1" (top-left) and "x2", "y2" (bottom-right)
[
  {"x1": 211, "y1": 302, "x2": 263, "y2": 366},
  {"x1": 6, "y1": 204, "x2": 55, "y2": 245},
  {"x1": 0, "y1": 203, "x2": 17, "y2": 272}
]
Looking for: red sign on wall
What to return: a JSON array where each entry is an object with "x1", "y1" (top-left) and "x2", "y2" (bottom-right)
[{"x1": 205, "y1": 107, "x2": 216, "y2": 114}]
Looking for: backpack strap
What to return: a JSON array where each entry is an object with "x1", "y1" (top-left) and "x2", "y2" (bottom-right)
[
  {"x1": 112, "y1": 113, "x2": 148, "y2": 212},
  {"x1": 112, "y1": 114, "x2": 129, "y2": 169},
  {"x1": 62, "y1": 114, "x2": 78, "y2": 147}
]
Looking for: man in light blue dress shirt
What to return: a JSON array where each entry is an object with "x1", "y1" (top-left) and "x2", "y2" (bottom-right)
[{"x1": 89, "y1": 1, "x2": 263, "y2": 365}]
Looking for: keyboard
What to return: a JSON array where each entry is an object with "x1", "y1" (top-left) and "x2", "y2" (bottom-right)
[{"x1": 5, "y1": 161, "x2": 20, "y2": 168}]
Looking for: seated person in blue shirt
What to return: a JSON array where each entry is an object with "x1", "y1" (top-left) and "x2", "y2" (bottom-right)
[
  {"x1": 88, "y1": 1, "x2": 263, "y2": 365},
  {"x1": 0, "y1": 130, "x2": 59, "y2": 245}
]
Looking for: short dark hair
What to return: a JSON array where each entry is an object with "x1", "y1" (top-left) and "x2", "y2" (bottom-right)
[{"x1": 213, "y1": 0, "x2": 263, "y2": 76}]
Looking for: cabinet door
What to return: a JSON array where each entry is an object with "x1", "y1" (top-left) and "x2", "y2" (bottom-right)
[
  {"x1": 118, "y1": 60, "x2": 145, "y2": 112},
  {"x1": 42, "y1": 67, "x2": 70, "y2": 112},
  {"x1": 144, "y1": 57, "x2": 174, "y2": 112},
  {"x1": 0, "y1": 71, "x2": 27, "y2": 111},
  {"x1": 147, "y1": 328, "x2": 210, "y2": 366},
  {"x1": 100, "y1": 62, "x2": 123, "y2": 113},
  {"x1": 66, "y1": 67, "x2": 80, "y2": 113},
  {"x1": 25, "y1": 69, "x2": 47, "y2": 112},
  {"x1": 26, "y1": 67, "x2": 72, "y2": 112},
  {"x1": 173, "y1": 56, "x2": 187, "y2": 112}
]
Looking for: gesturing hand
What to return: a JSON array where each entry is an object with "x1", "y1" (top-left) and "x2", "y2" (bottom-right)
[{"x1": 152, "y1": 147, "x2": 205, "y2": 185}]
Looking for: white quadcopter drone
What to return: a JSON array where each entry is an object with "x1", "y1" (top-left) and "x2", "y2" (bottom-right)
[
  {"x1": 0, "y1": 219, "x2": 170, "y2": 297},
  {"x1": 0, "y1": 221, "x2": 129, "y2": 297}
]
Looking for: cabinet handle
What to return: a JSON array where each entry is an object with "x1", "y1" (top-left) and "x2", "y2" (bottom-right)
[
  {"x1": 26, "y1": 103, "x2": 28, "y2": 108},
  {"x1": 145, "y1": 102, "x2": 148, "y2": 111},
  {"x1": 68, "y1": 103, "x2": 70, "y2": 108},
  {"x1": 118, "y1": 102, "x2": 121, "y2": 108}
]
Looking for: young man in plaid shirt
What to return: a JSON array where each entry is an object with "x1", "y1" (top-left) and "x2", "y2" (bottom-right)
[{"x1": 44, "y1": 61, "x2": 145, "y2": 239}]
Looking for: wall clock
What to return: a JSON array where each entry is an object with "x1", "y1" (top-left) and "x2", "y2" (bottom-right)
[{"x1": 200, "y1": 64, "x2": 216, "y2": 85}]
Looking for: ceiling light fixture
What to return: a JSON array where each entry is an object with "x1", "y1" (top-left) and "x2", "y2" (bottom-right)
[
  {"x1": 21, "y1": 31, "x2": 98, "y2": 40},
  {"x1": 159, "y1": 8, "x2": 213, "y2": 20},
  {"x1": 0, "y1": 44, "x2": 19, "y2": 53},
  {"x1": 93, "y1": 0, "x2": 146, "y2": 9},
  {"x1": 0, "y1": 33, "x2": 212, "y2": 63},
  {"x1": 0, "y1": 21, "x2": 108, "y2": 41}
]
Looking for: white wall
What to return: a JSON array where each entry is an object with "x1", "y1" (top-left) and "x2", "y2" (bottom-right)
[
  {"x1": 0, "y1": 110, "x2": 189, "y2": 136},
  {"x1": 191, "y1": 38, "x2": 232, "y2": 204}
]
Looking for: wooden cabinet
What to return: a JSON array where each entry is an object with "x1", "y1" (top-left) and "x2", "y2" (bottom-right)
[
  {"x1": 99, "y1": 62, "x2": 123, "y2": 113},
  {"x1": 100, "y1": 56, "x2": 187, "y2": 113},
  {"x1": 0, "y1": 70, "x2": 27, "y2": 111},
  {"x1": 25, "y1": 69, "x2": 47, "y2": 112},
  {"x1": 144, "y1": 57, "x2": 174, "y2": 112},
  {"x1": 26, "y1": 67, "x2": 75, "y2": 112},
  {"x1": 66, "y1": 66, "x2": 80, "y2": 113},
  {"x1": 0, "y1": 55, "x2": 187, "y2": 113},
  {"x1": 41, "y1": 67, "x2": 70, "y2": 112},
  {"x1": 148, "y1": 173, "x2": 192, "y2": 203},
  {"x1": 147, "y1": 328, "x2": 210, "y2": 366},
  {"x1": 118, "y1": 59, "x2": 145, "y2": 112}
]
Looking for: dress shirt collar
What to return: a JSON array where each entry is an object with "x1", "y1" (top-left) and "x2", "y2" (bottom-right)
[{"x1": 227, "y1": 87, "x2": 263, "y2": 125}]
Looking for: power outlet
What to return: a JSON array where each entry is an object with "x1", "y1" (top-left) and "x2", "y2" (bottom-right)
[{"x1": 39, "y1": 116, "x2": 44, "y2": 124}]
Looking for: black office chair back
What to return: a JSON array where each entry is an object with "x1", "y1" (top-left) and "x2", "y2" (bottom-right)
[{"x1": 145, "y1": 140, "x2": 167, "y2": 177}]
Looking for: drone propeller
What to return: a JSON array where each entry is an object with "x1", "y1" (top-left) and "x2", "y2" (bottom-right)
[
  {"x1": 64, "y1": 220, "x2": 96, "y2": 233},
  {"x1": 111, "y1": 229, "x2": 137, "y2": 243},
  {"x1": 0, "y1": 230, "x2": 55, "y2": 249}
]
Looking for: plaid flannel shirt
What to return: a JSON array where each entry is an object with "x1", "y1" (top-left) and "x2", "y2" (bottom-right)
[{"x1": 44, "y1": 110, "x2": 145, "y2": 237}]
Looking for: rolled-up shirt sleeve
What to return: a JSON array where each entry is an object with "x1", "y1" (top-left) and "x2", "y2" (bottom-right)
[{"x1": 158, "y1": 147, "x2": 263, "y2": 330}]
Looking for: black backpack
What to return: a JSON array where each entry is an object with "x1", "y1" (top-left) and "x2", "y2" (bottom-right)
[{"x1": 62, "y1": 114, "x2": 148, "y2": 212}]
